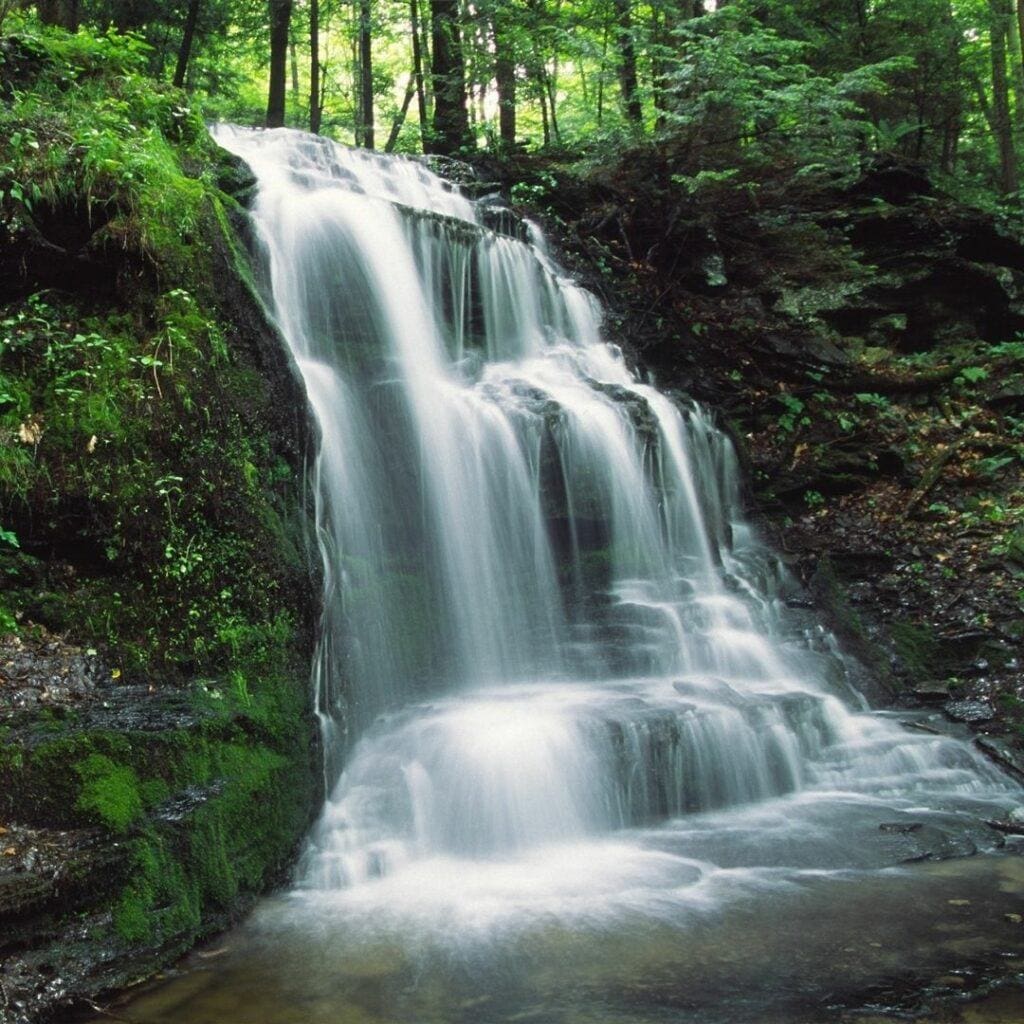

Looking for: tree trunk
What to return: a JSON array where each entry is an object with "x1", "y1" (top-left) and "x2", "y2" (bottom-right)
[
  {"x1": 990, "y1": 0, "x2": 1020, "y2": 193},
  {"x1": 386, "y1": 73, "x2": 417, "y2": 152},
  {"x1": 597, "y1": 17, "x2": 609, "y2": 126},
  {"x1": 650, "y1": 6, "x2": 667, "y2": 131},
  {"x1": 310, "y1": 0, "x2": 322, "y2": 133},
  {"x1": 939, "y1": 1, "x2": 962, "y2": 173},
  {"x1": 173, "y1": 0, "x2": 201, "y2": 89},
  {"x1": 493, "y1": 11, "x2": 516, "y2": 149},
  {"x1": 537, "y1": 73, "x2": 550, "y2": 147},
  {"x1": 358, "y1": 0, "x2": 375, "y2": 149},
  {"x1": 112, "y1": 1, "x2": 143, "y2": 32},
  {"x1": 1010, "y1": 8, "x2": 1024, "y2": 129},
  {"x1": 410, "y1": 0, "x2": 429, "y2": 148},
  {"x1": 429, "y1": 0, "x2": 470, "y2": 154},
  {"x1": 267, "y1": 0, "x2": 293, "y2": 128},
  {"x1": 289, "y1": 30, "x2": 300, "y2": 105},
  {"x1": 1018, "y1": 0, "x2": 1024, "y2": 81},
  {"x1": 545, "y1": 70, "x2": 560, "y2": 142},
  {"x1": 37, "y1": 0, "x2": 77, "y2": 30},
  {"x1": 612, "y1": 0, "x2": 642, "y2": 125}
]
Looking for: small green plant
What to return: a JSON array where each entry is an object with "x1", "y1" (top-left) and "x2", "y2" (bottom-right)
[
  {"x1": 853, "y1": 392, "x2": 890, "y2": 409},
  {"x1": 955, "y1": 366, "x2": 989, "y2": 387},
  {"x1": 776, "y1": 394, "x2": 810, "y2": 432},
  {"x1": 510, "y1": 171, "x2": 558, "y2": 206},
  {"x1": 975, "y1": 453, "x2": 1017, "y2": 477},
  {"x1": 804, "y1": 489, "x2": 825, "y2": 508}
]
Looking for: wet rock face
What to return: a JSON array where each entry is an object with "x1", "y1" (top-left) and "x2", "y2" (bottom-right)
[{"x1": 0, "y1": 634, "x2": 109, "y2": 714}]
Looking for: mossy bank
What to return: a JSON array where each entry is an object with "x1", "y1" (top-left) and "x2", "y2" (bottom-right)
[{"x1": 0, "y1": 24, "x2": 320, "y2": 1023}]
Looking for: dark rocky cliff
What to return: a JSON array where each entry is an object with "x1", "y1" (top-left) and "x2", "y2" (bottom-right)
[{"x1": 497, "y1": 149, "x2": 1024, "y2": 778}]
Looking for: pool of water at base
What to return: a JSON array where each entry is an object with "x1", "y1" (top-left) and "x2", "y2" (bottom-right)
[{"x1": 93, "y1": 850, "x2": 1024, "y2": 1024}]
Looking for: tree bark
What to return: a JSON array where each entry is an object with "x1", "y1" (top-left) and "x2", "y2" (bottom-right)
[
  {"x1": 650, "y1": 5, "x2": 667, "y2": 131},
  {"x1": 172, "y1": 0, "x2": 201, "y2": 89},
  {"x1": 990, "y1": 0, "x2": 1020, "y2": 193},
  {"x1": 1010, "y1": 7, "x2": 1024, "y2": 129},
  {"x1": 267, "y1": 0, "x2": 293, "y2": 128},
  {"x1": 429, "y1": 0, "x2": 471, "y2": 154},
  {"x1": 493, "y1": 10, "x2": 516, "y2": 149},
  {"x1": 1018, "y1": 0, "x2": 1024, "y2": 80},
  {"x1": 612, "y1": 0, "x2": 642, "y2": 126},
  {"x1": 37, "y1": 0, "x2": 77, "y2": 30},
  {"x1": 310, "y1": 0, "x2": 322, "y2": 133},
  {"x1": 289, "y1": 29, "x2": 300, "y2": 105},
  {"x1": 358, "y1": 0, "x2": 375, "y2": 149},
  {"x1": 410, "y1": 0, "x2": 429, "y2": 148},
  {"x1": 386, "y1": 72, "x2": 417, "y2": 152},
  {"x1": 112, "y1": 1, "x2": 143, "y2": 32}
]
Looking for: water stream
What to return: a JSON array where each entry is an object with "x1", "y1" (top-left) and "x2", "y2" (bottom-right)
[{"x1": 115, "y1": 128, "x2": 1024, "y2": 1022}]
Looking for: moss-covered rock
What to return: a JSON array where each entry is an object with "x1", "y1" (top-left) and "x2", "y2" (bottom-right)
[{"x1": 0, "y1": 22, "x2": 319, "y2": 1023}]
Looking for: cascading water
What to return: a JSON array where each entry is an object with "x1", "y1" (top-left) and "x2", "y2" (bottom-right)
[{"x1": 160, "y1": 126, "x2": 1024, "y2": 1023}]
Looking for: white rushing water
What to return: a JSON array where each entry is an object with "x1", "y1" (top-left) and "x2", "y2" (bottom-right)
[{"x1": 215, "y1": 126, "x2": 1019, "y2": 940}]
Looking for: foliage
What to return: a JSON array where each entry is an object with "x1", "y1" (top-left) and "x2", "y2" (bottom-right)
[
  {"x1": 0, "y1": 21, "x2": 312, "y2": 684},
  {"x1": 2, "y1": 0, "x2": 1023, "y2": 204},
  {"x1": 657, "y1": 7, "x2": 911, "y2": 182}
]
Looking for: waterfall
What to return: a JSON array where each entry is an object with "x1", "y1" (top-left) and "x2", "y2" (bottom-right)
[{"x1": 215, "y1": 127, "x2": 1018, "y2": 926}]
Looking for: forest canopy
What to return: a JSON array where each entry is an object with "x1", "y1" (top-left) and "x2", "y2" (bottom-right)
[{"x1": 4, "y1": 1, "x2": 1024, "y2": 203}]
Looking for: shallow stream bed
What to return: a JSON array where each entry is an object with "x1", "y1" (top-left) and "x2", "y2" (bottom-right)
[{"x1": 94, "y1": 847, "x2": 1024, "y2": 1024}]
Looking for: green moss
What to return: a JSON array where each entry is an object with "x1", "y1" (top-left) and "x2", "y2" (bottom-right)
[
  {"x1": 75, "y1": 753, "x2": 143, "y2": 832},
  {"x1": 114, "y1": 833, "x2": 198, "y2": 943},
  {"x1": 890, "y1": 620, "x2": 940, "y2": 680}
]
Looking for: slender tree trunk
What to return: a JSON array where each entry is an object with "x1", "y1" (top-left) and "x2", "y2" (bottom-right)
[
  {"x1": 545, "y1": 71, "x2": 560, "y2": 142},
  {"x1": 991, "y1": 0, "x2": 1020, "y2": 193},
  {"x1": 267, "y1": 0, "x2": 293, "y2": 128},
  {"x1": 289, "y1": 30, "x2": 300, "y2": 106},
  {"x1": 310, "y1": 0, "x2": 322, "y2": 133},
  {"x1": 940, "y1": 1, "x2": 962, "y2": 173},
  {"x1": 612, "y1": 0, "x2": 642, "y2": 125},
  {"x1": 38, "y1": 0, "x2": 77, "y2": 29},
  {"x1": 1018, "y1": 0, "x2": 1024, "y2": 80},
  {"x1": 386, "y1": 73, "x2": 417, "y2": 152},
  {"x1": 113, "y1": 1, "x2": 143, "y2": 33},
  {"x1": 1010, "y1": 9, "x2": 1024, "y2": 129},
  {"x1": 410, "y1": 0, "x2": 430, "y2": 148},
  {"x1": 429, "y1": 0, "x2": 470, "y2": 154},
  {"x1": 172, "y1": 0, "x2": 201, "y2": 89},
  {"x1": 538, "y1": 76, "x2": 550, "y2": 147},
  {"x1": 358, "y1": 0, "x2": 375, "y2": 149},
  {"x1": 650, "y1": 6, "x2": 671, "y2": 131},
  {"x1": 493, "y1": 11, "x2": 516, "y2": 149}
]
